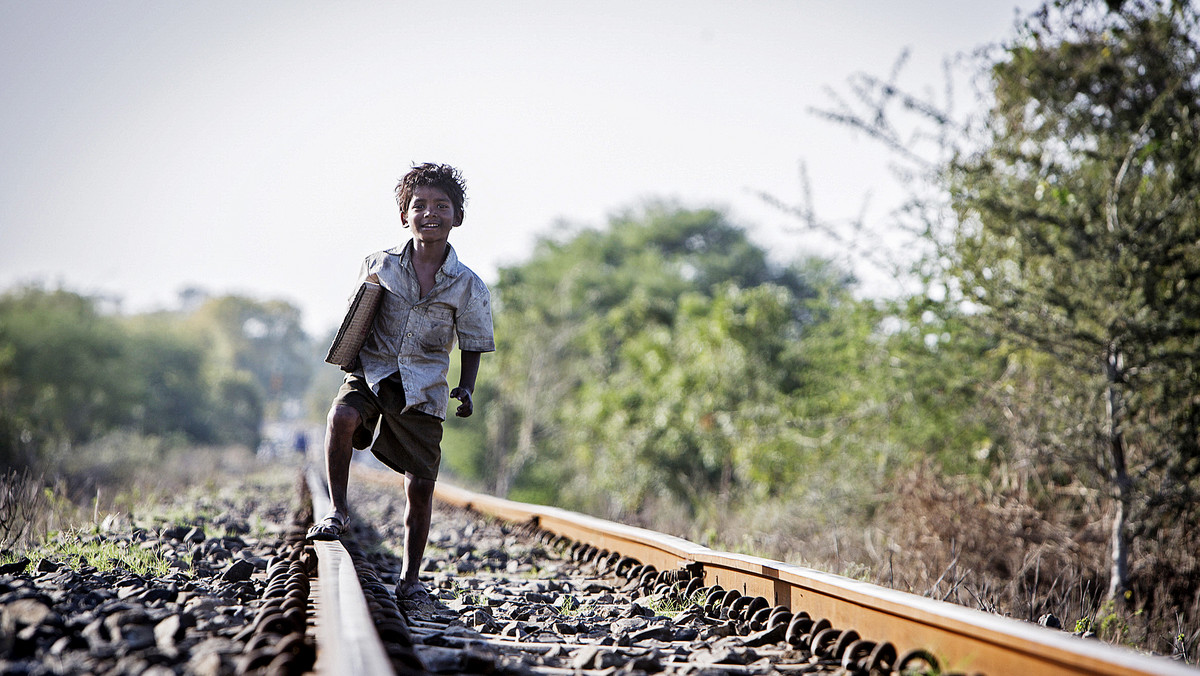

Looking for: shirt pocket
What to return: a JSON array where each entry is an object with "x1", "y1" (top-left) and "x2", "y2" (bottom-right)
[{"x1": 419, "y1": 306, "x2": 455, "y2": 351}]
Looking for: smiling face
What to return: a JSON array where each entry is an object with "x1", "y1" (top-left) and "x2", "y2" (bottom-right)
[{"x1": 401, "y1": 185, "x2": 462, "y2": 244}]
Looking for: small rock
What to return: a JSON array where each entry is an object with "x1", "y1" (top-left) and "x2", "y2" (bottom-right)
[
  {"x1": 49, "y1": 632, "x2": 89, "y2": 655},
  {"x1": 630, "y1": 624, "x2": 675, "y2": 643},
  {"x1": 206, "y1": 546, "x2": 232, "y2": 562},
  {"x1": 743, "y1": 624, "x2": 786, "y2": 647},
  {"x1": 117, "y1": 582, "x2": 145, "y2": 600},
  {"x1": 553, "y1": 620, "x2": 579, "y2": 635},
  {"x1": 118, "y1": 623, "x2": 157, "y2": 650},
  {"x1": 189, "y1": 651, "x2": 225, "y2": 676},
  {"x1": 626, "y1": 648, "x2": 665, "y2": 672},
  {"x1": 624, "y1": 601, "x2": 653, "y2": 618},
  {"x1": 467, "y1": 608, "x2": 499, "y2": 632},
  {"x1": 0, "y1": 558, "x2": 29, "y2": 575},
  {"x1": 221, "y1": 559, "x2": 255, "y2": 583},
  {"x1": 501, "y1": 620, "x2": 530, "y2": 640},
  {"x1": 701, "y1": 621, "x2": 740, "y2": 640},
  {"x1": 82, "y1": 617, "x2": 112, "y2": 647},
  {"x1": 2, "y1": 597, "x2": 59, "y2": 632},
  {"x1": 140, "y1": 587, "x2": 177, "y2": 604},
  {"x1": 160, "y1": 525, "x2": 190, "y2": 540},
  {"x1": 611, "y1": 617, "x2": 648, "y2": 634},
  {"x1": 573, "y1": 645, "x2": 624, "y2": 670},
  {"x1": 155, "y1": 614, "x2": 185, "y2": 649},
  {"x1": 104, "y1": 607, "x2": 150, "y2": 635}
]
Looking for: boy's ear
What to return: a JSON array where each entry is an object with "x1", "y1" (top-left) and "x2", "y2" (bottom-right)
[{"x1": 453, "y1": 211, "x2": 464, "y2": 227}]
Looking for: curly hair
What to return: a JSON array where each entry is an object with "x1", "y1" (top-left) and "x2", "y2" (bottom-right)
[{"x1": 394, "y1": 163, "x2": 467, "y2": 221}]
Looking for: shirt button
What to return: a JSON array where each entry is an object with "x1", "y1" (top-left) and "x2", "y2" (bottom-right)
[{"x1": 406, "y1": 332, "x2": 413, "y2": 337}]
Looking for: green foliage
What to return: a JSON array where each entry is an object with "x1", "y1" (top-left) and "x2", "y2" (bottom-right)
[
  {"x1": 0, "y1": 288, "x2": 136, "y2": 466},
  {"x1": 121, "y1": 327, "x2": 213, "y2": 440},
  {"x1": 0, "y1": 284, "x2": 314, "y2": 468},
  {"x1": 460, "y1": 201, "x2": 959, "y2": 525},
  {"x1": 183, "y1": 295, "x2": 312, "y2": 414}
]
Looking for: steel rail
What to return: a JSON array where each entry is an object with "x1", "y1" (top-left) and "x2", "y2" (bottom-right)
[
  {"x1": 431, "y1": 480, "x2": 1196, "y2": 676},
  {"x1": 306, "y1": 466, "x2": 396, "y2": 676}
]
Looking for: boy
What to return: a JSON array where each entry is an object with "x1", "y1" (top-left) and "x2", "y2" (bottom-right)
[{"x1": 308, "y1": 163, "x2": 494, "y2": 604}]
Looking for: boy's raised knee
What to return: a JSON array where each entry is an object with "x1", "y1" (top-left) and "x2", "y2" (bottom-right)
[{"x1": 327, "y1": 404, "x2": 361, "y2": 433}]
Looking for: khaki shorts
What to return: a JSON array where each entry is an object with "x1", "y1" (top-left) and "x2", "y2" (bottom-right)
[{"x1": 333, "y1": 372, "x2": 443, "y2": 480}]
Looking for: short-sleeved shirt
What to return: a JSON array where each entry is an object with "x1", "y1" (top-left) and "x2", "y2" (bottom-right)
[{"x1": 352, "y1": 241, "x2": 495, "y2": 420}]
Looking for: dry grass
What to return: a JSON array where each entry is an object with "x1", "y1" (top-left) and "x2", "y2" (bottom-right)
[
  {"x1": 689, "y1": 462, "x2": 1199, "y2": 663},
  {"x1": 0, "y1": 467, "x2": 69, "y2": 552},
  {"x1": 885, "y1": 463, "x2": 1198, "y2": 660},
  {"x1": 1, "y1": 431, "x2": 269, "y2": 556}
]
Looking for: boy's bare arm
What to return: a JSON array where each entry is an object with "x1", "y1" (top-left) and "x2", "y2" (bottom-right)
[{"x1": 450, "y1": 350, "x2": 482, "y2": 418}]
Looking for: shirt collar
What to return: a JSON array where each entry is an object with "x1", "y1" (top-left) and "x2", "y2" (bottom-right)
[{"x1": 388, "y1": 240, "x2": 461, "y2": 277}]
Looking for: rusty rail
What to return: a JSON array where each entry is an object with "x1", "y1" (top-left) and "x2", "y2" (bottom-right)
[
  {"x1": 306, "y1": 466, "x2": 396, "y2": 676},
  {"x1": 431, "y1": 480, "x2": 1195, "y2": 676}
]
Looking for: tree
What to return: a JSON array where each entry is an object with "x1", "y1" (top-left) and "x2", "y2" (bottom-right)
[
  {"x1": 948, "y1": 0, "x2": 1200, "y2": 599},
  {"x1": 184, "y1": 294, "x2": 312, "y2": 415},
  {"x1": 0, "y1": 285, "x2": 289, "y2": 468},
  {"x1": 789, "y1": 0, "x2": 1200, "y2": 607},
  {"x1": 121, "y1": 325, "x2": 213, "y2": 441},
  {"x1": 0, "y1": 286, "x2": 235, "y2": 467},
  {"x1": 0, "y1": 287, "x2": 138, "y2": 467},
  {"x1": 472, "y1": 203, "x2": 861, "y2": 520}
]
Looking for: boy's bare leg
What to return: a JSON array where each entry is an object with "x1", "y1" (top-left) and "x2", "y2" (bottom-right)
[
  {"x1": 400, "y1": 473, "x2": 436, "y2": 586},
  {"x1": 322, "y1": 404, "x2": 361, "y2": 522}
]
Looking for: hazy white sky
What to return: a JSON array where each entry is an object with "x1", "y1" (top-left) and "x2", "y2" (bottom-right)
[{"x1": 1, "y1": 1, "x2": 1037, "y2": 335}]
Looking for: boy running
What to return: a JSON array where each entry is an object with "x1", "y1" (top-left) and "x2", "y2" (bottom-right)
[{"x1": 308, "y1": 163, "x2": 494, "y2": 604}]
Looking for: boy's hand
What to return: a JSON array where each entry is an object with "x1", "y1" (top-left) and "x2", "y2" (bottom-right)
[
  {"x1": 340, "y1": 356, "x2": 361, "y2": 373},
  {"x1": 450, "y1": 387, "x2": 473, "y2": 418}
]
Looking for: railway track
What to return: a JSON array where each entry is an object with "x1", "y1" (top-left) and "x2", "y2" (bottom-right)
[
  {"x1": 5, "y1": 458, "x2": 1190, "y2": 674},
  {"x1": 305, "y1": 463, "x2": 1195, "y2": 676}
]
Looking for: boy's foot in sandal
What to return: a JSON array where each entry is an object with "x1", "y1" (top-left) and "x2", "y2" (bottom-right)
[
  {"x1": 306, "y1": 513, "x2": 350, "y2": 541},
  {"x1": 395, "y1": 580, "x2": 432, "y2": 606}
]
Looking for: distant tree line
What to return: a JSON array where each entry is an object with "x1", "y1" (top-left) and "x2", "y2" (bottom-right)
[{"x1": 0, "y1": 286, "x2": 313, "y2": 469}]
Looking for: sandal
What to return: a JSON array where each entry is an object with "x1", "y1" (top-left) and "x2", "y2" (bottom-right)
[
  {"x1": 395, "y1": 580, "x2": 432, "y2": 605},
  {"x1": 306, "y1": 513, "x2": 350, "y2": 541}
]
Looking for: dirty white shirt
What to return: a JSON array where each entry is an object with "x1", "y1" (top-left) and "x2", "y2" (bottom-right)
[{"x1": 352, "y1": 241, "x2": 494, "y2": 419}]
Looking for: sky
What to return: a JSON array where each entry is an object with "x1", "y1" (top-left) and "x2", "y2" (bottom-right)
[{"x1": 1, "y1": 1, "x2": 1039, "y2": 336}]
